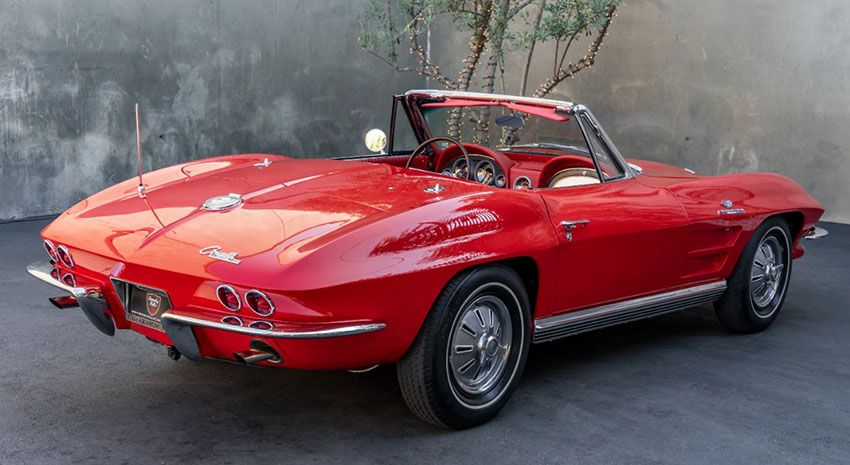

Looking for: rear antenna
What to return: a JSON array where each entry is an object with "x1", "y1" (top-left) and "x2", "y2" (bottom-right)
[{"x1": 135, "y1": 103, "x2": 146, "y2": 198}]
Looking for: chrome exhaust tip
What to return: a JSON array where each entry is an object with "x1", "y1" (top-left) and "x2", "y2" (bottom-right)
[
  {"x1": 49, "y1": 295, "x2": 79, "y2": 309},
  {"x1": 233, "y1": 339, "x2": 282, "y2": 365}
]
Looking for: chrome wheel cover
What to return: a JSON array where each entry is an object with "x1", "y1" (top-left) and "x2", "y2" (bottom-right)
[
  {"x1": 750, "y1": 231, "x2": 787, "y2": 316},
  {"x1": 448, "y1": 293, "x2": 513, "y2": 397}
]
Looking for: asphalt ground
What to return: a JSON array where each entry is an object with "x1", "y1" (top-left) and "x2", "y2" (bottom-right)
[{"x1": 1, "y1": 218, "x2": 847, "y2": 464}]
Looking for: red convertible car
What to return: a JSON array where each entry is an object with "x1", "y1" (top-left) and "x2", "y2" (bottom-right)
[{"x1": 28, "y1": 90, "x2": 824, "y2": 428}]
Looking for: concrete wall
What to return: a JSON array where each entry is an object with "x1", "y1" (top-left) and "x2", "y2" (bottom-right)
[
  {"x1": 0, "y1": 0, "x2": 423, "y2": 221},
  {"x1": 490, "y1": 0, "x2": 849, "y2": 223},
  {"x1": 2, "y1": 0, "x2": 847, "y2": 223}
]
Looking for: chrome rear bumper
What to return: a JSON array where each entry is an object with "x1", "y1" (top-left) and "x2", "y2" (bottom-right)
[{"x1": 26, "y1": 260, "x2": 115, "y2": 336}]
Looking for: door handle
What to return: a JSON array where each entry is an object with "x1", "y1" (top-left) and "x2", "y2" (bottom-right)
[{"x1": 560, "y1": 219, "x2": 590, "y2": 241}]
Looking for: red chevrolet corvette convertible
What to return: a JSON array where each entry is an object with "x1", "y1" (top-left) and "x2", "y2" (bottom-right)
[{"x1": 29, "y1": 90, "x2": 824, "y2": 428}]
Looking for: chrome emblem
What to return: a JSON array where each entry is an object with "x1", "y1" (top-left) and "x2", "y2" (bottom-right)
[
  {"x1": 720, "y1": 199, "x2": 733, "y2": 208},
  {"x1": 424, "y1": 183, "x2": 446, "y2": 194},
  {"x1": 199, "y1": 246, "x2": 242, "y2": 264},
  {"x1": 146, "y1": 292, "x2": 162, "y2": 316},
  {"x1": 202, "y1": 193, "x2": 242, "y2": 211},
  {"x1": 254, "y1": 158, "x2": 272, "y2": 168}
]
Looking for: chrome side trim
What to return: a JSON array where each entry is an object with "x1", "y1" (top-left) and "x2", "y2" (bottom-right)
[
  {"x1": 718, "y1": 208, "x2": 746, "y2": 215},
  {"x1": 160, "y1": 312, "x2": 386, "y2": 339},
  {"x1": 533, "y1": 281, "x2": 727, "y2": 343}
]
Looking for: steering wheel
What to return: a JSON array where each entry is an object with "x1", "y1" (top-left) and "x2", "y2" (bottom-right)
[{"x1": 405, "y1": 136, "x2": 473, "y2": 181}]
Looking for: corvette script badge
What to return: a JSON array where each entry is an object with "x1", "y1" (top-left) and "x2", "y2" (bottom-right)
[{"x1": 199, "y1": 246, "x2": 242, "y2": 264}]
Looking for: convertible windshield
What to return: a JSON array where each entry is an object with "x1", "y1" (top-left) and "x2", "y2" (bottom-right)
[{"x1": 417, "y1": 99, "x2": 588, "y2": 157}]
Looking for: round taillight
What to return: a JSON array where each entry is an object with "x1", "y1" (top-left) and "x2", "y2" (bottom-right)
[
  {"x1": 245, "y1": 290, "x2": 275, "y2": 317},
  {"x1": 249, "y1": 320, "x2": 274, "y2": 331},
  {"x1": 221, "y1": 315, "x2": 243, "y2": 326},
  {"x1": 44, "y1": 240, "x2": 58, "y2": 261},
  {"x1": 56, "y1": 245, "x2": 74, "y2": 268},
  {"x1": 62, "y1": 273, "x2": 76, "y2": 287},
  {"x1": 49, "y1": 267, "x2": 60, "y2": 280},
  {"x1": 216, "y1": 284, "x2": 241, "y2": 311}
]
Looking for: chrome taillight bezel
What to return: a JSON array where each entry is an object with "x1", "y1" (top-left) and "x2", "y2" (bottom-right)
[
  {"x1": 216, "y1": 284, "x2": 241, "y2": 311},
  {"x1": 221, "y1": 315, "x2": 243, "y2": 326},
  {"x1": 61, "y1": 272, "x2": 76, "y2": 287},
  {"x1": 56, "y1": 245, "x2": 74, "y2": 268},
  {"x1": 248, "y1": 320, "x2": 275, "y2": 331},
  {"x1": 44, "y1": 240, "x2": 58, "y2": 261},
  {"x1": 245, "y1": 290, "x2": 275, "y2": 317}
]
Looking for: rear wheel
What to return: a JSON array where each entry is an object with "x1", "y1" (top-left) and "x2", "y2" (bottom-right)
[
  {"x1": 715, "y1": 217, "x2": 793, "y2": 333},
  {"x1": 397, "y1": 265, "x2": 530, "y2": 429}
]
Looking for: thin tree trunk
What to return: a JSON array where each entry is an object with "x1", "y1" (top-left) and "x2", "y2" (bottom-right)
[
  {"x1": 447, "y1": 0, "x2": 493, "y2": 138},
  {"x1": 474, "y1": 0, "x2": 512, "y2": 144},
  {"x1": 519, "y1": 0, "x2": 546, "y2": 97}
]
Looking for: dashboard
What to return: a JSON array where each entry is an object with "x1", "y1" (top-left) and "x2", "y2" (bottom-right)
[
  {"x1": 435, "y1": 145, "x2": 602, "y2": 191},
  {"x1": 440, "y1": 155, "x2": 508, "y2": 188}
]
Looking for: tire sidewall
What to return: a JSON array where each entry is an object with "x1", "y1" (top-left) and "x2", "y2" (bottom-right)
[
  {"x1": 736, "y1": 219, "x2": 793, "y2": 329},
  {"x1": 430, "y1": 266, "x2": 531, "y2": 428}
]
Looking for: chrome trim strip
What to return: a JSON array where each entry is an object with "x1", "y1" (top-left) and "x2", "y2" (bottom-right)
[
  {"x1": 26, "y1": 261, "x2": 99, "y2": 299},
  {"x1": 404, "y1": 89, "x2": 575, "y2": 110},
  {"x1": 718, "y1": 208, "x2": 746, "y2": 215},
  {"x1": 161, "y1": 312, "x2": 386, "y2": 339},
  {"x1": 533, "y1": 281, "x2": 727, "y2": 343}
]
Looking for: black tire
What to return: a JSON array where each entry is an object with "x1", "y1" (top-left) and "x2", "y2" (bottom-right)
[
  {"x1": 397, "y1": 265, "x2": 531, "y2": 429},
  {"x1": 714, "y1": 217, "x2": 793, "y2": 333}
]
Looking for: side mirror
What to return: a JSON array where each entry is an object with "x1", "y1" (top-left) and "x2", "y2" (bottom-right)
[{"x1": 364, "y1": 128, "x2": 387, "y2": 153}]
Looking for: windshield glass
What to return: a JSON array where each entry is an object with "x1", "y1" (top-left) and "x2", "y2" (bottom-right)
[{"x1": 417, "y1": 100, "x2": 588, "y2": 157}]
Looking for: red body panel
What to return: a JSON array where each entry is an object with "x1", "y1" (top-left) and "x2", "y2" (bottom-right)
[{"x1": 37, "y1": 115, "x2": 824, "y2": 371}]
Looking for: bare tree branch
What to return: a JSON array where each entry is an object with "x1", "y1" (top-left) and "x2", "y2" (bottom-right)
[{"x1": 532, "y1": 4, "x2": 617, "y2": 99}]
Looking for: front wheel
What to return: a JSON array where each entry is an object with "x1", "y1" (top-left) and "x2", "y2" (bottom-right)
[
  {"x1": 715, "y1": 217, "x2": 793, "y2": 333},
  {"x1": 397, "y1": 265, "x2": 530, "y2": 429}
]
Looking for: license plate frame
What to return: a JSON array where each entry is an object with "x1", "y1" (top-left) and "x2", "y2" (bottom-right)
[{"x1": 110, "y1": 278, "x2": 173, "y2": 332}]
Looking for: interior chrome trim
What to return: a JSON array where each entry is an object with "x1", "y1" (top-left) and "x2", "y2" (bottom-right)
[
  {"x1": 161, "y1": 312, "x2": 386, "y2": 339},
  {"x1": 513, "y1": 176, "x2": 531, "y2": 190},
  {"x1": 533, "y1": 281, "x2": 727, "y2": 343}
]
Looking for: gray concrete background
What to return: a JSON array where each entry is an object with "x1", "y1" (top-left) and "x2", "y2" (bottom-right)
[
  {"x1": 0, "y1": 0, "x2": 423, "y2": 221},
  {"x1": 1, "y1": 0, "x2": 848, "y2": 222},
  {"x1": 2, "y1": 217, "x2": 847, "y2": 464},
  {"x1": 456, "y1": 0, "x2": 850, "y2": 222}
]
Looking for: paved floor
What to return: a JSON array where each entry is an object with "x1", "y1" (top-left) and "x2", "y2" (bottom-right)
[{"x1": 1, "y1": 219, "x2": 847, "y2": 464}]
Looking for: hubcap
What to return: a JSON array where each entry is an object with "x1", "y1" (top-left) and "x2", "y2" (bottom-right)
[
  {"x1": 449, "y1": 294, "x2": 512, "y2": 397},
  {"x1": 750, "y1": 235, "x2": 786, "y2": 314}
]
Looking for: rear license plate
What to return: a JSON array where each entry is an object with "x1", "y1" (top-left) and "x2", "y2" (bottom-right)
[{"x1": 112, "y1": 279, "x2": 173, "y2": 331}]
